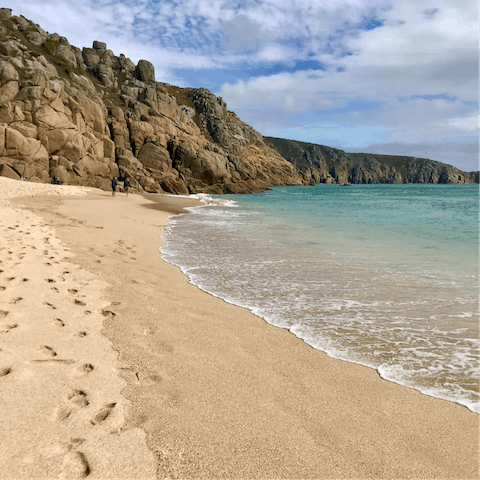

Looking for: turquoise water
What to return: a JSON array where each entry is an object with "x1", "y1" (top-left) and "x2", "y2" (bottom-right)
[{"x1": 161, "y1": 184, "x2": 479, "y2": 413}]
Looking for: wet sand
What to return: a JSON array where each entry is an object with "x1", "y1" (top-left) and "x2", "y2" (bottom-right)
[{"x1": 1, "y1": 178, "x2": 478, "y2": 479}]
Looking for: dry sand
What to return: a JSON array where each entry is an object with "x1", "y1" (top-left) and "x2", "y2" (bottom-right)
[{"x1": 0, "y1": 177, "x2": 478, "y2": 479}]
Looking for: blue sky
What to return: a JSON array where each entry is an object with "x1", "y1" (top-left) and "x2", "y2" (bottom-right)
[{"x1": 12, "y1": 0, "x2": 478, "y2": 171}]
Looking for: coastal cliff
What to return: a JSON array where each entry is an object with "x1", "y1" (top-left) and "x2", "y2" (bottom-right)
[
  {"x1": 0, "y1": 9, "x2": 301, "y2": 194},
  {"x1": 265, "y1": 137, "x2": 479, "y2": 185},
  {"x1": 0, "y1": 9, "x2": 477, "y2": 193}
]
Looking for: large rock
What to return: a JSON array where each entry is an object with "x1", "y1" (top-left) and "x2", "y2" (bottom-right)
[
  {"x1": 55, "y1": 44, "x2": 78, "y2": 66},
  {"x1": 172, "y1": 144, "x2": 230, "y2": 184},
  {"x1": 10, "y1": 121, "x2": 37, "y2": 138},
  {"x1": 33, "y1": 104, "x2": 75, "y2": 129},
  {"x1": 0, "y1": 8, "x2": 11, "y2": 20},
  {"x1": 0, "y1": 61, "x2": 19, "y2": 83},
  {"x1": 3, "y1": 126, "x2": 47, "y2": 162},
  {"x1": 49, "y1": 164, "x2": 73, "y2": 183},
  {"x1": 109, "y1": 120, "x2": 130, "y2": 149},
  {"x1": 0, "y1": 81, "x2": 19, "y2": 103},
  {"x1": 74, "y1": 155, "x2": 109, "y2": 177},
  {"x1": 0, "y1": 161, "x2": 20, "y2": 179},
  {"x1": 93, "y1": 41, "x2": 106, "y2": 51},
  {"x1": 136, "y1": 60, "x2": 155, "y2": 83},
  {"x1": 137, "y1": 142, "x2": 171, "y2": 170},
  {"x1": 160, "y1": 176, "x2": 189, "y2": 195}
]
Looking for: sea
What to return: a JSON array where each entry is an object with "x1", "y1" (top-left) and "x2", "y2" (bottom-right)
[{"x1": 160, "y1": 184, "x2": 479, "y2": 413}]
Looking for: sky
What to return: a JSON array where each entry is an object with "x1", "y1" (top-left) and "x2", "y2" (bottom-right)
[{"x1": 11, "y1": 0, "x2": 479, "y2": 171}]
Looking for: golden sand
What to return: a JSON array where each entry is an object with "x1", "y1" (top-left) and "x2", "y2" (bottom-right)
[{"x1": 0, "y1": 178, "x2": 478, "y2": 479}]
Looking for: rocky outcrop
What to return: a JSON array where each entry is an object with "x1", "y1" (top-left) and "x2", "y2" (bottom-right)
[
  {"x1": 0, "y1": 8, "x2": 476, "y2": 193},
  {"x1": 265, "y1": 137, "x2": 478, "y2": 185},
  {"x1": 0, "y1": 8, "x2": 305, "y2": 193}
]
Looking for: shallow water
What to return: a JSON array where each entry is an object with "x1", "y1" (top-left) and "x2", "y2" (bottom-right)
[{"x1": 161, "y1": 184, "x2": 479, "y2": 413}]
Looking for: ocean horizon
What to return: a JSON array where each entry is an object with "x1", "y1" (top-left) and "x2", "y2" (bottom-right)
[{"x1": 161, "y1": 184, "x2": 479, "y2": 413}]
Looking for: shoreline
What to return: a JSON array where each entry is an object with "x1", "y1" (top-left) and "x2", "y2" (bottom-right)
[
  {"x1": 2, "y1": 179, "x2": 479, "y2": 479},
  {"x1": 160, "y1": 186, "x2": 479, "y2": 415},
  {"x1": 165, "y1": 256, "x2": 479, "y2": 414},
  {"x1": 164, "y1": 245, "x2": 480, "y2": 415}
]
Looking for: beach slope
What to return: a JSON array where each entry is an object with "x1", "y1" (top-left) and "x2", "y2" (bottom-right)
[{"x1": 1, "y1": 178, "x2": 478, "y2": 479}]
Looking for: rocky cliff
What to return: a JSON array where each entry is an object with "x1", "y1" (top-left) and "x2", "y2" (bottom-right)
[
  {"x1": 0, "y1": 9, "x2": 476, "y2": 194},
  {"x1": 0, "y1": 9, "x2": 302, "y2": 194},
  {"x1": 265, "y1": 137, "x2": 479, "y2": 184}
]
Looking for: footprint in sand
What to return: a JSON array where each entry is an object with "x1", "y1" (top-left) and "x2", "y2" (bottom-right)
[
  {"x1": 10, "y1": 297, "x2": 22, "y2": 304},
  {"x1": 69, "y1": 438, "x2": 86, "y2": 448},
  {"x1": 40, "y1": 345, "x2": 57, "y2": 357},
  {"x1": 68, "y1": 289, "x2": 78, "y2": 294},
  {"x1": 0, "y1": 323, "x2": 18, "y2": 333},
  {"x1": 0, "y1": 286, "x2": 5, "y2": 291},
  {"x1": 73, "y1": 364, "x2": 94, "y2": 376},
  {"x1": 0, "y1": 366, "x2": 11, "y2": 377},
  {"x1": 67, "y1": 390, "x2": 89, "y2": 408},
  {"x1": 91, "y1": 403, "x2": 116, "y2": 425},
  {"x1": 46, "y1": 278, "x2": 56, "y2": 283},
  {"x1": 0, "y1": 310, "x2": 9, "y2": 318},
  {"x1": 60, "y1": 451, "x2": 90, "y2": 479},
  {"x1": 56, "y1": 390, "x2": 89, "y2": 420},
  {"x1": 74, "y1": 299, "x2": 86, "y2": 307},
  {"x1": 44, "y1": 302, "x2": 57, "y2": 310},
  {"x1": 53, "y1": 318, "x2": 65, "y2": 327},
  {"x1": 56, "y1": 406, "x2": 73, "y2": 421},
  {"x1": 74, "y1": 331, "x2": 87, "y2": 338}
]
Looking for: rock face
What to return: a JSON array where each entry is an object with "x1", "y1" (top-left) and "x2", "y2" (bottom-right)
[
  {"x1": 0, "y1": 8, "x2": 477, "y2": 193},
  {"x1": 265, "y1": 137, "x2": 479, "y2": 185},
  {"x1": 0, "y1": 8, "x2": 303, "y2": 194}
]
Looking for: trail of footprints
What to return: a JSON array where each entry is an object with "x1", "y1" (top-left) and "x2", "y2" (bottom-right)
[
  {"x1": 112, "y1": 239, "x2": 138, "y2": 261},
  {"x1": 0, "y1": 205, "x2": 121, "y2": 478}
]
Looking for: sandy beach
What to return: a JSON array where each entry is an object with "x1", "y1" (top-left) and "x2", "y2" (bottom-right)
[{"x1": 0, "y1": 177, "x2": 478, "y2": 479}]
